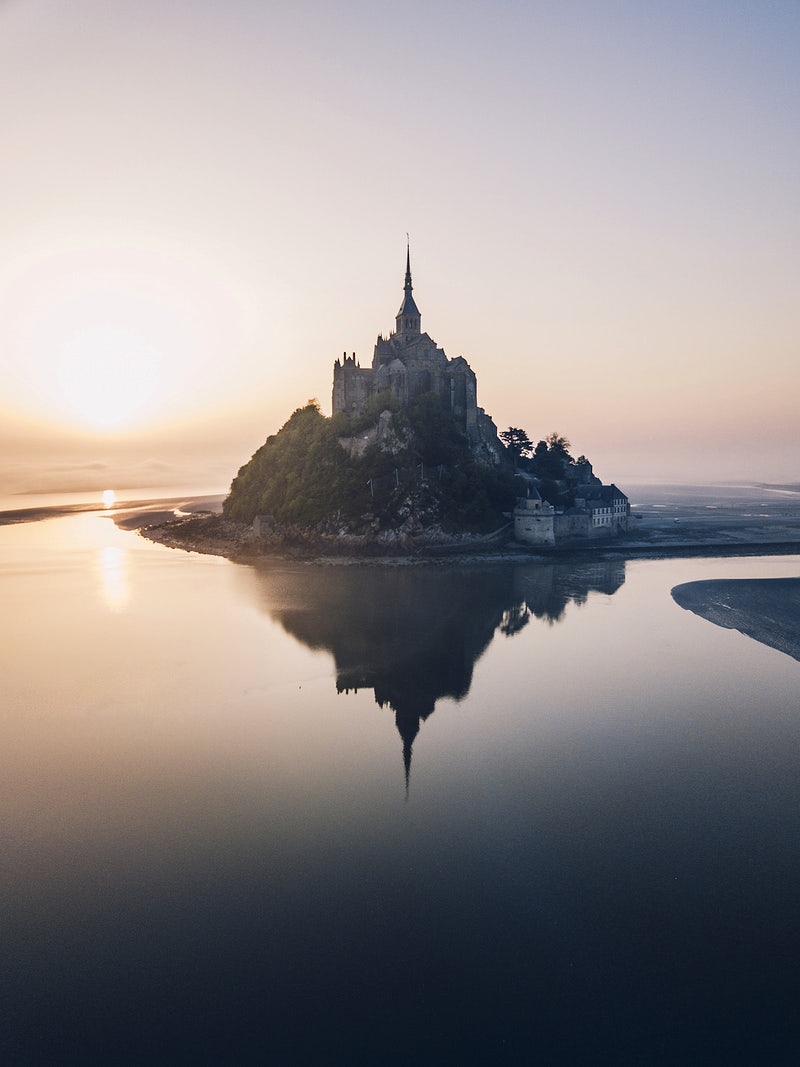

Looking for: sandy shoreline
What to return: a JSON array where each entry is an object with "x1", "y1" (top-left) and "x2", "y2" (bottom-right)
[
  {"x1": 139, "y1": 521, "x2": 800, "y2": 566},
  {"x1": 672, "y1": 577, "x2": 800, "y2": 663},
  {"x1": 4, "y1": 488, "x2": 800, "y2": 566},
  {"x1": 126, "y1": 489, "x2": 800, "y2": 566}
]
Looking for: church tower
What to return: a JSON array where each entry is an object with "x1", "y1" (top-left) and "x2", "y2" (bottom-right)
[
  {"x1": 332, "y1": 244, "x2": 502, "y2": 463},
  {"x1": 395, "y1": 242, "x2": 421, "y2": 340}
]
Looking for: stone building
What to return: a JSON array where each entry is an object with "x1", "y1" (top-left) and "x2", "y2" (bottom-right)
[
  {"x1": 332, "y1": 246, "x2": 501, "y2": 462},
  {"x1": 574, "y1": 484, "x2": 630, "y2": 535},
  {"x1": 513, "y1": 483, "x2": 630, "y2": 545}
]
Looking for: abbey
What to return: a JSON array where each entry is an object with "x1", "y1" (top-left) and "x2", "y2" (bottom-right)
[{"x1": 332, "y1": 248, "x2": 502, "y2": 462}]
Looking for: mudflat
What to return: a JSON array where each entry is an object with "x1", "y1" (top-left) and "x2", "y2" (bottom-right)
[
  {"x1": 625, "y1": 484, "x2": 800, "y2": 551},
  {"x1": 0, "y1": 495, "x2": 224, "y2": 527},
  {"x1": 672, "y1": 577, "x2": 800, "y2": 662}
]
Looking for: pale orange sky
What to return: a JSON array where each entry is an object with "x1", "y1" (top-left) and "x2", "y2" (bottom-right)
[{"x1": 1, "y1": 0, "x2": 798, "y2": 497}]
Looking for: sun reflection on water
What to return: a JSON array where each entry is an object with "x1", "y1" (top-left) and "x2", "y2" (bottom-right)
[
  {"x1": 102, "y1": 489, "x2": 117, "y2": 509},
  {"x1": 98, "y1": 545, "x2": 127, "y2": 610}
]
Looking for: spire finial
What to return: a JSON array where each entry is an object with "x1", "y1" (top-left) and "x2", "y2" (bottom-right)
[{"x1": 396, "y1": 237, "x2": 421, "y2": 336}]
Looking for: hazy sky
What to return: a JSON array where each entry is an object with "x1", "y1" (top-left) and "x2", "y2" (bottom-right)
[{"x1": 1, "y1": 0, "x2": 798, "y2": 495}]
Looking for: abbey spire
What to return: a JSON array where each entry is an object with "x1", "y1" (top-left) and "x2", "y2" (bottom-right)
[
  {"x1": 395, "y1": 240, "x2": 421, "y2": 339},
  {"x1": 333, "y1": 245, "x2": 500, "y2": 456}
]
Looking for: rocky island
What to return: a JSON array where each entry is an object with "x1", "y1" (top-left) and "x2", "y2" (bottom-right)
[
  {"x1": 125, "y1": 249, "x2": 800, "y2": 571},
  {"x1": 166, "y1": 247, "x2": 631, "y2": 558}
]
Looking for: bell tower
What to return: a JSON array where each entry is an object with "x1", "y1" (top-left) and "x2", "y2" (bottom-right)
[{"x1": 395, "y1": 241, "x2": 421, "y2": 340}]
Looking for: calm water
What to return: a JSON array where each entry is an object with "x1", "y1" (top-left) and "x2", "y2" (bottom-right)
[{"x1": 2, "y1": 511, "x2": 799, "y2": 1064}]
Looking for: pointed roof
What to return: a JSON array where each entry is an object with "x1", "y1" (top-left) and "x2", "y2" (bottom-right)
[{"x1": 397, "y1": 241, "x2": 421, "y2": 320}]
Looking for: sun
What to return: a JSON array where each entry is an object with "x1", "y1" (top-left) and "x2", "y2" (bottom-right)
[{"x1": 57, "y1": 326, "x2": 162, "y2": 430}]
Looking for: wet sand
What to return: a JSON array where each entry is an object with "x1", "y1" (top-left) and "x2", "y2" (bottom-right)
[
  {"x1": 0, "y1": 495, "x2": 224, "y2": 527},
  {"x1": 0, "y1": 501, "x2": 108, "y2": 525},
  {"x1": 625, "y1": 489, "x2": 800, "y2": 552},
  {"x1": 111, "y1": 496, "x2": 224, "y2": 530},
  {"x1": 672, "y1": 577, "x2": 800, "y2": 663}
]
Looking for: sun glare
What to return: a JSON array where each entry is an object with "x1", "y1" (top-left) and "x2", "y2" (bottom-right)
[
  {"x1": 102, "y1": 489, "x2": 117, "y2": 509},
  {"x1": 57, "y1": 326, "x2": 162, "y2": 430},
  {"x1": 97, "y1": 545, "x2": 128, "y2": 611}
]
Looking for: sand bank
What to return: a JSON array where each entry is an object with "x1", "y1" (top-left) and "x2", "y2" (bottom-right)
[
  {"x1": 672, "y1": 577, "x2": 800, "y2": 663},
  {"x1": 0, "y1": 495, "x2": 224, "y2": 527},
  {"x1": 0, "y1": 501, "x2": 106, "y2": 525}
]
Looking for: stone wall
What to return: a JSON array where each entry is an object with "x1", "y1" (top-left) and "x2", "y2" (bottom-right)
[{"x1": 554, "y1": 512, "x2": 591, "y2": 540}]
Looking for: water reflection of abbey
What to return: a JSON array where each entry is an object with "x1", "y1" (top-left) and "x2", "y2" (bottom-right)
[{"x1": 244, "y1": 561, "x2": 625, "y2": 791}]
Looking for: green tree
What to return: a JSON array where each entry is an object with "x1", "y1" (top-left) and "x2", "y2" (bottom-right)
[
  {"x1": 545, "y1": 432, "x2": 571, "y2": 457},
  {"x1": 530, "y1": 431, "x2": 574, "y2": 501},
  {"x1": 500, "y1": 427, "x2": 533, "y2": 463},
  {"x1": 223, "y1": 401, "x2": 365, "y2": 526},
  {"x1": 223, "y1": 396, "x2": 517, "y2": 536}
]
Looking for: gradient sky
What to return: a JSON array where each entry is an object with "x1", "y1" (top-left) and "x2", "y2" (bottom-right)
[{"x1": 1, "y1": 0, "x2": 798, "y2": 496}]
